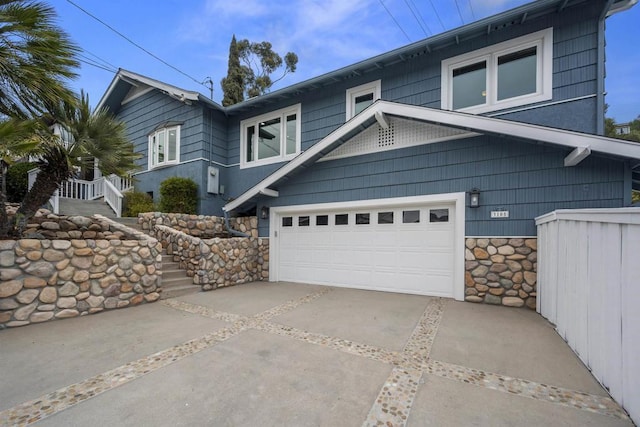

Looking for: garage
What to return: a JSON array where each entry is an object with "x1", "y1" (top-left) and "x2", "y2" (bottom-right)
[{"x1": 270, "y1": 195, "x2": 465, "y2": 297}]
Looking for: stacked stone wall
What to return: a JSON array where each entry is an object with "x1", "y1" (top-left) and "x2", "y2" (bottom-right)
[
  {"x1": 0, "y1": 235, "x2": 162, "y2": 329},
  {"x1": 153, "y1": 224, "x2": 268, "y2": 290},
  {"x1": 465, "y1": 238, "x2": 537, "y2": 309},
  {"x1": 139, "y1": 213, "x2": 257, "y2": 238}
]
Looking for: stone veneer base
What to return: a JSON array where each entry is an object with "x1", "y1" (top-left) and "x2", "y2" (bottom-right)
[{"x1": 464, "y1": 238, "x2": 537, "y2": 309}]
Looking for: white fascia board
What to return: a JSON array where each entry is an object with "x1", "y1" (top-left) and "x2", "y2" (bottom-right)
[
  {"x1": 95, "y1": 71, "x2": 124, "y2": 112},
  {"x1": 223, "y1": 105, "x2": 379, "y2": 212},
  {"x1": 96, "y1": 69, "x2": 201, "y2": 112},
  {"x1": 380, "y1": 101, "x2": 640, "y2": 160},
  {"x1": 564, "y1": 146, "x2": 591, "y2": 166},
  {"x1": 224, "y1": 100, "x2": 640, "y2": 213},
  {"x1": 119, "y1": 70, "x2": 200, "y2": 102}
]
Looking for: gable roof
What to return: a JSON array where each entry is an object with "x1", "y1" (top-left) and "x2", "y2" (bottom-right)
[
  {"x1": 97, "y1": 0, "x2": 636, "y2": 116},
  {"x1": 96, "y1": 69, "x2": 223, "y2": 113},
  {"x1": 223, "y1": 100, "x2": 640, "y2": 212}
]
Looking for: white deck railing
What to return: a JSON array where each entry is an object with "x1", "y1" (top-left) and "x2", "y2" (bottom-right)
[
  {"x1": 27, "y1": 168, "x2": 133, "y2": 216},
  {"x1": 103, "y1": 178, "x2": 124, "y2": 218}
]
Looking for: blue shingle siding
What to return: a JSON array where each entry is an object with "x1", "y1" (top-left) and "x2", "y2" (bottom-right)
[
  {"x1": 225, "y1": 1, "x2": 603, "y2": 202},
  {"x1": 256, "y1": 136, "x2": 626, "y2": 237},
  {"x1": 110, "y1": 1, "x2": 615, "y2": 222},
  {"x1": 116, "y1": 90, "x2": 230, "y2": 214}
]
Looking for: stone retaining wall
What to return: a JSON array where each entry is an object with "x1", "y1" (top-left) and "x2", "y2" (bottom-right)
[
  {"x1": 153, "y1": 224, "x2": 268, "y2": 290},
  {"x1": 464, "y1": 238, "x2": 537, "y2": 309},
  {"x1": 0, "y1": 218, "x2": 162, "y2": 329},
  {"x1": 138, "y1": 213, "x2": 257, "y2": 238}
]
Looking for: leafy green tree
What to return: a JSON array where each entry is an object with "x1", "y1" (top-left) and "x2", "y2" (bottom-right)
[
  {"x1": 605, "y1": 115, "x2": 640, "y2": 143},
  {"x1": 0, "y1": 0, "x2": 79, "y2": 119},
  {"x1": 220, "y1": 36, "x2": 298, "y2": 105},
  {"x1": 2, "y1": 93, "x2": 140, "y2": 237},
  {"x1": 221, "y1": 35, "x2": 245, "y2": 107}
]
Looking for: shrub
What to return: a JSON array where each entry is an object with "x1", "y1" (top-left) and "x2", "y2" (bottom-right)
[
  {"x1": 159, "y1": 177, "x2": 198, "y2": 214},
  {"x1": 6, "y1": 162, "x2": 36, "y2": 202},
  {"x1": 123, "y1": 191, "x2": 155, "y2": 217}
]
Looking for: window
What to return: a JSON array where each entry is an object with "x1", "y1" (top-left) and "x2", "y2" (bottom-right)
[
  {"x1": 346, "y1": 80, "x2": 381, "y2": 120},
  {"x1": 378, "y1": 212, "x2": 394, "y2": 224},
  {"x1": 282, "y1": 217, "x2": 293, "y2": 227},
  {"x1": 335, "y1": 214, "x2": 349, "y2": 225},
  {"x1": 430, "y1": 209, "x2": 449, "y2": 223},
  {"x1": 299, "y1": 216, "x2": 310, "y2": 226},
  {"x1": 355, "y1": 213, "x2": 370, "y2": 225},
  {"x1": 240, "y1": 104, "x2": 301, "y2": 168},
  {"x1": 403, "y1": 210, "x2": 420, "y2": 223},
  {"x1": 148, "y1": 125, "x2": 180, "y2": 169},
  {"x1": 441, "y1": 28, "x2": 553, "y2": 114},
  {"x1": 316, "y1": 215, "x2": 329, "y2": 226}
]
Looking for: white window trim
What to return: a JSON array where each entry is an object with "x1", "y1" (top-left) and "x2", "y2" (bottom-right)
[
  {"x1": 441, "y1": 28, "x2": 553, "y2": 114},
  {"x1": 346, "y1": 80, "x2": 381, "y2": 120},
  {"x1": 240, "y1": 104, "x2": 302, "y2": 169},
  {"x1": 148, "y1": 125, "x2": 180, "y2": 170}
]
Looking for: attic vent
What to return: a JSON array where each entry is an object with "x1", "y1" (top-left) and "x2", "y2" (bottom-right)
[
  {"x1": 378, "y1": 121, "x2": 395, "y2": 148},
  {"x1": 322, "y1": 117, "x2": 473, "y2": 162}
]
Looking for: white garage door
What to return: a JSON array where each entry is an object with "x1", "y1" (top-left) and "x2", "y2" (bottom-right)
[{"x1": 275, "y1": 202, "x2": 456, "y2": 297}]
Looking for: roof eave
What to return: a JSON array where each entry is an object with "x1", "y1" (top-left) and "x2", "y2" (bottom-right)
[{"x1": 224, "y1": 101, "x2": 640, "y2": 212}]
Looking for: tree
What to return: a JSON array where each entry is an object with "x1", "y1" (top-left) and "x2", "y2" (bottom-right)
[
  {"x1": 0, "y1": 0, "x2": 79, "y2": 119},
  {"x1": 605, "y1": 115, "x2": 640, "y2": 143},
  {"x1": 220, "y1": 36, "x2": 298, "y2": 106},
  {"x1": 2, "y1": 92, "x2": 140, "y2": 237},
  {"x1": 221, "y1": 35, "x2": 245, "y2": 107}
]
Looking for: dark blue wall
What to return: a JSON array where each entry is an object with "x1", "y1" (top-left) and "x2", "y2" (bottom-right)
[{"x1": 256, "y1": 135, "x2": 627, "y2": 237}]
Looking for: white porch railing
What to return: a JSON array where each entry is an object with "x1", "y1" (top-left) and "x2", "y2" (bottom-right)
[
  {"x1": 27, "y1": 168, "x2": 133, "y2": 217},
  {"x1": 103, "y1": 178, "x2": 124, "y2": 218}
]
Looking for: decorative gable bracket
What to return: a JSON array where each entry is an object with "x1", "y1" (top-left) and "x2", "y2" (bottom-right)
[{"x1": 564, "y1": 146, "x2": 591, "y2": 167}]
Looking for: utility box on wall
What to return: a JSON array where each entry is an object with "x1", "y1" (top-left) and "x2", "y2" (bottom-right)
[{"x1": 207, "y1": 166, "x2": 219, "y2": 194}]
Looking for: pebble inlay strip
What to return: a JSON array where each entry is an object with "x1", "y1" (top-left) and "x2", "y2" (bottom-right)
[
  {"x1": 363, "y1": 367, "x2": 423, "y2": 427},
  {"x1": 2, "y1": 288, "x2": 630, "y2": 425},
  {"x1": 0, "y1": 323, "x2": 246, "y2": 426},
  {"x1": 0, "y1": 289, "x2": 333, "y2": 425},
  {"x1": 425, "y1": 360, "x2": 630, "y2": 421},
  {"x1": 363, "y1": 298, "x2": 445, "y2": 426},
  {"x1": 403, "y1": 297, "x2": 446, "y2": 360}
]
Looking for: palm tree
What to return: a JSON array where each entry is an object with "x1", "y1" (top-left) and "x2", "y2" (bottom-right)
[
  {"x1": 0, "y1": 0, "x2": 79, "y2": 119},
  {"x1": 8, "y1": 92, "x2": 140, "y2": 236}
]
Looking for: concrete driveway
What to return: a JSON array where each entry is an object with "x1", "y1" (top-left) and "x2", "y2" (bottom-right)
[{"x1": 0, "y1": 282, "x2": 632, "y2": 426}]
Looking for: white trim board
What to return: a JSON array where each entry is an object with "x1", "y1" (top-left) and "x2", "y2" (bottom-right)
[{"x1": 224, "y1": 100, "x2": 640, "y2": 213}]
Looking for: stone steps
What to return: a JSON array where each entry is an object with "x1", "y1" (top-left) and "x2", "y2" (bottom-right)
[
  {"x1": 160, "y1": 253, "x2": 200, "y2": 300},
  {"x1": 58, "y1": 198, "x2": 116, "y2": 218},
  {"x1": 112, "y1": 217, "x2": 141, "y2": 231}
]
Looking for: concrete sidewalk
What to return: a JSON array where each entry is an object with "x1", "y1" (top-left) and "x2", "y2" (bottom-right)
[{"x1": 0, "y1": 282, "x2": 632, "y2": 426}]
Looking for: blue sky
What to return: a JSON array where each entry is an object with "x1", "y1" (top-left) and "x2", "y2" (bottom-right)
[{"x1": 50, "y1": 0, "x2": 638, "y2": 122}]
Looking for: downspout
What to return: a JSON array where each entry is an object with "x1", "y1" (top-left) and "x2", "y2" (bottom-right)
[
  {"x1": 596, "y1": 0, "x2": 615, "y2": 136},
  {"x1": 223, "y1": 209, "x2": 250, "y2": 237}
]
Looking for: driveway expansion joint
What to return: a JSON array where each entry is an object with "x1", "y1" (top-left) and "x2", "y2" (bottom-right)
[{"x1": 0, "y1": 288, "x2": 630, "y2": 426}]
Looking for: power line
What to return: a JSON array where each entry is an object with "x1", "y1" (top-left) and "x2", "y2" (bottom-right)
[
  {"x1": 453, "y1": 0, "x2": 465, "y2": 25},
  {"x1": 468, "y1": 0, "x2": 476, "y2": 20},
  {"x1": 428, "y1": 0, "x2": 446, "y2": 31},
  {"x1": 83, "y1": 49, "x2": 117, "y2": 71},
  {"x1": 78, "y1": 54, "x2": 117, "y2": 73},
  {"x1": 403, "y1": 0, "x2": 430, "y2": 37},
  {"x1": 378, "y1": 0, "x2": 412, "y2": 43},
  {"x1": 65, "y1": 0, "x2": 207, "y2": 88},
  {"x1": 409, "y1": 0, "x2": 434, "y2": 36}
]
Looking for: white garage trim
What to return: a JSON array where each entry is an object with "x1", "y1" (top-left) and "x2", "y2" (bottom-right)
[{"x1": 269, "y1": 192, "x2": 466, "y2": 301}]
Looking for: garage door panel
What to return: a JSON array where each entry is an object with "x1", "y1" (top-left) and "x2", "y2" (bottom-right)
[{"x1": 276, "y1": 202, "x2": 456, "y2": 297}]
